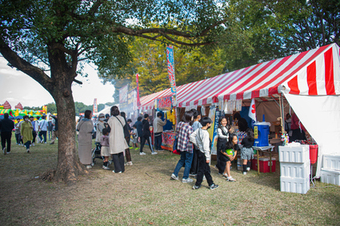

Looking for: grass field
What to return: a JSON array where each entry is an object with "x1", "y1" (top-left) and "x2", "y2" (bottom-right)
[{"x1": 0, "y1": 133, "x2": 339, "y2": 225}]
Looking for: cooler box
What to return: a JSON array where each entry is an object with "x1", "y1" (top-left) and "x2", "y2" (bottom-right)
[
  {"x1": 323, "y1": 155, "x2": 340, "y2": 171},
  {"x1": 252, "y1": 157, "x2": 276, "y2": 173},
  {"x1": 320, "y1": 168, "x2": 340, "y2": 186},
  {"x1": 253, "y1": 122, "x2": 270, "y2": 147},
  {"x1": 279, "y1": 145, "x2": 309, "y2": 163},
  {"x1": 280, "y1": 161, "x2": 310, "y2": 179},
  {"x1": 280, "y1": 177, "x2": 310, "y2": 194}
]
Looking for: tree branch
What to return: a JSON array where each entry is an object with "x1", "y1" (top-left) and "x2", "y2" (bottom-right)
[{"x1": 0, "y1": 37, "x2": 54, "y2": 94}]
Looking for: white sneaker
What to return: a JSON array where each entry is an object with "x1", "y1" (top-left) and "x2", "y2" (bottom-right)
[
  {"x1": 3, "y1": 147, "x2": 6, "y2": 154},
  {"x1": 127, "y1": 161, "x2": 133, "y2": 165},
  {"x1": 6, "y1": 152, "x2": 10, "y2": 155},
  {"x1": 32, "y1": 143, "x2": 35, "y2": 146},
  {"x1": 151, "y1": 152, "x2": 158, "y2": 155},
  {"x1": 102, "y1": 165, "x2": 110, "y2": 170},
  {"x1": 170, "y1": 173, "x2": 179, "y2": 180},
  {"x1": 247, "y1": 167, "x2": 250, "y2": 171},
  {"x1": 227, "y1": 176, "x2": 236, "y2": 182},
  {"x1": 86, "y1": 165, "x2": 92, "y2": 169},
  {"x1": 243, "y1": 172, "x2": 247, "y2": 175},
  {"x1": 140, "y1": 152, "x2": 146, "y2": 155},
  {"x1": 182, "y1": 178, "x2": 194, "y2": 183}
]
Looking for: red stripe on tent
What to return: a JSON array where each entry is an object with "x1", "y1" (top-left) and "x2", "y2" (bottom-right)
[
  {"x1": 268, "y1": 87, "x2": 278, "y2": 95},
  {"x1": 236, "y1": 93, "x2": 243, "y2": 99},
  {"x1": 225, "y1": 60, "x2": 277, "y2": 95},
  {"x1": 307, "y1": 61, "x2": 317, "y2": 95},
  {"x1": 257, "y1": 44, "x2": 330, "y2": 92},
  {"x1": 324, "y1": 48, "x2": 335, "y2": 95},
  {"x1": 251, "y1": 90, "x2": 259, "y2": 98},
  {"x1": 288, "y1": 76, "x2": 300, "y2": 94},
  {"x1": 224, "y1": 94, "x2": 230, "y2": 101}
]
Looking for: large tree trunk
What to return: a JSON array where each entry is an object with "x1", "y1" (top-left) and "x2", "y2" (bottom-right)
[
  {"x1": 48, "y1": 49, "x2": 87, "y2": 185},
  {"x1": 53, "y1": 86, "x2": 87, "y2": 185}
]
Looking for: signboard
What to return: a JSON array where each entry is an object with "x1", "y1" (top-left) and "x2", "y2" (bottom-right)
[
  {"x1": 166, "y1": 46, "x2": 177, "y2": 95},
  {"x1": 156, "y1": 96, "x2": 172, "y2": 110},
  {"x1": 136, "y1": 74, "x2": 141, "y2": 107},
  {"x1": 119, "y1": 85, "x2": 128, "y2": 104},
  {"x1": 211, "y1": 109, "x2": 221, "y2": 155}
]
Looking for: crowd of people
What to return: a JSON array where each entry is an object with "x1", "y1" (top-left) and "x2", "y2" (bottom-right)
[
  {"x1": 0, "y1": 113, "x2": 58, "y2": 154},
  {"x1": 1, "y1": 104, "x2": 312, "y2": 190}
]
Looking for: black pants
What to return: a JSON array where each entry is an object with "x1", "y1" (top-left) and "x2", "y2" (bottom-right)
[
  {"x1": 140, "y1": 136, "x2": 154, "y2": 153},
  {"x1": 195, "y1": 151, "x2": 214, "y2": 187},
  {"x1": 112, "y1": 152, "x2": 125, "y2": 173},
  {"x1": 154, "y1": 132, "x2": 162, "y2": 150},
  {"x1": 125, "y1": 136, "x2": 131, "y2": 147},
  {"x1": 15, "y1": 133, "x2": 22, "y2": 144},
  {"x1": 1, "y1": 131, "x2": 12, "y2": 153},
  {"x1": 32, "y1": 131, "x2": 37, "y2": 143},
  {"x1": 190, "y1": 146, "x2": 200, "y2": 174},
  {"x1": 39, "y1": 131, "x2": 47, "y2": 143}
]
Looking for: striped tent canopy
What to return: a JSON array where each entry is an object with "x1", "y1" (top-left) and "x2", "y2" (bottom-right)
[{"x1": 138, "y1": 43, "x2": 339, "y2": 110}]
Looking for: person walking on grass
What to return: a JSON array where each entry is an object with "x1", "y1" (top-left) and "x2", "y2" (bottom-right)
[
  {"x1": 153, "y1": 111, "x2": 167, "y2": 151},
  {"x1": 0, "y1": 113, "x2": 15, "y2": 155},
  {"x1": 38, "y1": 115, "x2": 48, "y2": 143},
  {"x1": 77, "y1": 110, "x2": 94, "y2": 169},
  {"x1": 221, "y1": 133, "x2": 240, "y2": 182},
  {"x1": 121, "y1": 112, "x2": 133, "y2": 166},
  {"x1": 170, "y1": 111, "x2": 194, "y2": 183},
  {"x1": 100, "y1": 128, "x2": 110, "y2": 170},
  {"x1": 139, "y1": 114, "x2": 156, "y2": 155},
  {"x1": 131, "y1": 124, "x2": 139, "y2": 150},
  {"x1": 14, "y1": 120, "x2": 22, "y2": 145},
  {"x1": 241, "y1": 128, "x2": 254, "y2": 175},
  {"x1": 21, "y1": 115, "x2": 33, "y2": 153},
  {"x1": 50, "y1": 115, "x2": 58, "y2": 144},
  {"x1": 29, "y1": 116, "x2": 38, "y2": 146},
  {"x1": 190, "y1": 116, "x2": 219, "y2": 190},
  {"x1": 108, "y1": 106, "x2": 129, "y2": 173}
]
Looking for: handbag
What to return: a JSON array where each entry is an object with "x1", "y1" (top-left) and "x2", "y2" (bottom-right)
[{"x1": 172, "y1": 136, "x2": 180, "y2": 155}]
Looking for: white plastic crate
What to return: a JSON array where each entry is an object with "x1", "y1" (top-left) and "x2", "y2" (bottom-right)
[
  {"x1": 279, "y1": 145, "x2": 309, "y2": 163},
  {"x1": 280, "y1": 161, "x2": 310, "y2": 179},
  {"x1": 280, "y1": 177, "x2": 310, "y2": 194},
  {"x1": 320, "y1": 168, "x2": 340, "y2": 186},
  {"x1": 323, "y1": 155, "x2": 340, "y2": 171}
]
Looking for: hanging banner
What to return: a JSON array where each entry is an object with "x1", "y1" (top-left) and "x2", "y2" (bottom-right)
[
  {"x1": 93, "y1": 98, "x2": 98, "y2": 113},
  {"x1": 248, "y1": 98, "x2": 256, "y2": 122},
  {"x1": 166, "y1": 46, "x2": 177, "y2": 95},
  {"x1": 211, "y1": 110, "x2": 221, "y2": 155},
  {"x1": 136, "y1": 74, "x2": 141, "y2": 108},
  {"x1": 156, "y1": 96, "x2": 172, "y2": 110},
  {"x1": 119, "y1": 85, "x2": 128, "y2": 104},
  {"x1": 207, "y1": 105, "x2": 216, "y2": 149},
  {"x1": 236, "y1": 99, "x2": 242, "y2": 111}
]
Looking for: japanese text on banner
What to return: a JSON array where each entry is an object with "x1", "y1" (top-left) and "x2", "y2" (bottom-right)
[{"x1": 166, "y1": 46, "x2": 177, "y2": 95}]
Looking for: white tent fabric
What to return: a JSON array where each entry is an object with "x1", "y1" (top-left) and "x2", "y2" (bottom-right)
[{"x1": 283, "y1": 94, "x2": 340, "y2": 178}]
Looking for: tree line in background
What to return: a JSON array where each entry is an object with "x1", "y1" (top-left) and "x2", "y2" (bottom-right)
[
  {"x1": 24, "y1": 102, "x2": 113, "y2": 115},
  {"x1": 105, "y1": 0, "x2": 339, "y2": 97}
]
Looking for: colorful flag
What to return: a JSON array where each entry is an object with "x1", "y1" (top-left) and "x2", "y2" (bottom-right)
[
  {"x1": 248, "y1": 98, "x2": 256, "y2": 122},
  {"x1": 166, "y1": 46, "x2": 177, "y2": 95},
  {"x1": 93, "y1": 98, "x2": 98, "y2": 113},
  {"x1": 136, "y1": 74, "x2": 141, "y2": 108}
]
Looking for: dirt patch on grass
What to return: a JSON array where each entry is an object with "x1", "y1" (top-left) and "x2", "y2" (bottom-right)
[{"x1": 0, "y1": 138, "x2": 339, "y2": 225}]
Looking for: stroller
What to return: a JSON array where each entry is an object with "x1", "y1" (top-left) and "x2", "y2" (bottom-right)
[{"x1": 91, "y1": 142, "x2": 103, "y2": 165}]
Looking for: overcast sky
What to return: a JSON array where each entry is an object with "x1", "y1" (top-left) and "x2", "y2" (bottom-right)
[{"x1": 0, "y1": 57, "x2": 116, "y2": 108}]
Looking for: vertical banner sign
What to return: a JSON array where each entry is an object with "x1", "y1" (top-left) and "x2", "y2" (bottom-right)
[
  {"x1": 207, "y1": 105, "x2": 216, "y2": 148},
  {"x1": 119, "y1": 85, "x2": 128, "y2": 104},
  {"x1": 211, "y1": 110, "x2": 221, "y2": 155},
  {"x1": 166, "y1": 46, "x2": 177, "y2": 96},
  {"x1": 136, "y1": 74, "x2": 141, "y2": 108},
  {"x1": 248, "y1": 98, "x2": 256, "y2": 127},
  {"x1": 93, "y1": 98, "x2": 98, "y2": 113}
]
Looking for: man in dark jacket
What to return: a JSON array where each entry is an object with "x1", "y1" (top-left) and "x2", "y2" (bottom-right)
[
  {"x1": 133, "y1": 116, "x2": 143, "y2": 142},
  {"x1": 0, "y1": 113, "x2": 15, "y2": 155},
  {"x1": 139, "y1": 114, "x2": 156, "y2": 155}
]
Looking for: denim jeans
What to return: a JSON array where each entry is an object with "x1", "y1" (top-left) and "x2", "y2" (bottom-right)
[
  {"x1": 173, "y1": 151, "x2": 193, "y2": 179},
  {"x1": 154, "y1": 133, "x2": 162, "y2": 150}
]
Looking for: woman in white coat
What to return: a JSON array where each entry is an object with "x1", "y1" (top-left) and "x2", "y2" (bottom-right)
[
  {"x1": 77, "y1": 110, "x2": 94, "y2": 169},
  {"x1": 108, "y1": 106, "x2": 129, "y2": 173}
]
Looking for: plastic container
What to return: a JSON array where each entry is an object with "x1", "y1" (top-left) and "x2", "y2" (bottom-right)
[
  {"x1": 279, "y1": 145, "x2": 309, "y2": 163},
  {"x1": 253, "y1": 122, "x2": 271, "y2": 147},
  {"x1": 280, "y1": 161, "x2": 310, "y2": 179},
  {"x1": 309, "y1": 145, "x2": 318, "y2": 165},
  {"x1": 251, "y1": 157, "x2": 276, "y2": 173},
  {"x1": 320, "y1": 168, "x2": 340, "y2": 186},
  {"x1": 280, "y1": 177, "x2": 310, "y2": 194},
  {"x1": 322, "y1": 155, "x2": 340, "y2": 171}
]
